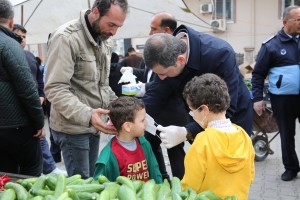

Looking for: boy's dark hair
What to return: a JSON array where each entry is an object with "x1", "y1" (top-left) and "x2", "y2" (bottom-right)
[
  {"x1": 183, "y1": 73, "x2": 230, "y2": 113},
  {"x1": 108, "y1": 96, "x2": 145, "y2": 131},
  {"x1": 111, "y1": 52, "x2": 119, "y2": 63},
  {"x1": 13, "y1": 24, "x2": 27, "y2": 33},
  {"x1": 36, "y1": 57, "x2": 42, "y2": 66},
  {"x1": 127, "y1": 47, "x2": 135, "y2": 53}
]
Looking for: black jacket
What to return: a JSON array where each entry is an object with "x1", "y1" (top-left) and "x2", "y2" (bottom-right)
[
  {"x1": 25, "y1": 50, "x2": 45, "y2": 97},
  {"x1": 0, "y1": 24, "x2": 44, "y2": 130}
]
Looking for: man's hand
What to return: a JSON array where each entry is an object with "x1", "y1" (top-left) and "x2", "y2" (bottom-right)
[
  {"x1": 39, "y1": 97, "x2": 45, "y2": 105},
  {"x1": 120, "y1": 66, "x2": 133, "y2": 74},
  {"x1": 33, "y1": 128, "x2": 45, "y2": 138},
  {"x1": 135, "y1": 82, "x2": 146, "y2": 97},
  {"x1": 90, "y1": 108, "x2": 117, "y2": 135},
  {"x1": 253, "y1": 100, "x2": 266, "y2": 116},
  {"x1": 157, "y1": 125, "x2": 187, "y2": 149}
]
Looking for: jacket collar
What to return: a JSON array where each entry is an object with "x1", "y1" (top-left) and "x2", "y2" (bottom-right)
[
  {"x1": 0, "y1": 24, "x2": 22, "y2": 43},
  {"x1": 80, "y1": 10, "x2": 100, "y2": 47},
  {"x1": 278, "y1": 28, "x2": 297, "y2": 43},
  {"x1": 173, "y1": 24, "x2": 201, "y2": 70}
]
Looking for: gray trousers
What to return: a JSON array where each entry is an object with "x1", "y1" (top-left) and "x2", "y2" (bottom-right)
[{"x1": 51, "y1": 130, "x2": 100, "y2": 178}]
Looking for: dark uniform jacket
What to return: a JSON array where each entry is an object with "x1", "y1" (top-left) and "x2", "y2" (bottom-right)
[
  {"x1": 0, "y1": 25, "x2": 44, "y2": 130},
  {"x1": 252, "y1": 29, "x2": 300, "y2": 101},
  {"x1": 143, "y1": 25, "x2": 252, "y2": 137}
]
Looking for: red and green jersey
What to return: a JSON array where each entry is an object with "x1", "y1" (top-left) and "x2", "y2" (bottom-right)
[{"x1": 111, "y1": 138, "x2": 150, "y2": 182}]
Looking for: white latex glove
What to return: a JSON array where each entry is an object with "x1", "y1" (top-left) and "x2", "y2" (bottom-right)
[
  {"x1": 135, "y1": 82, "x2": 146, "y2": 97},
  {"x1": 120, "y1": 66, "x2": 133, "y2": 74},
  {"x1": 157, "y1": 125, "x2": 187, "y2": 149}
]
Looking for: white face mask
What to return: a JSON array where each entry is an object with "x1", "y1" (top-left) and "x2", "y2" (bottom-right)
[
  {"x1": 198, "y1": 115, "x2": 207, "y2": 129},
  {"x1": 189, "y1": 106, "x2": 207, "y2": 129},
  {"x1": 189, "y1": 111, "x2": 195, "y2": 117}
]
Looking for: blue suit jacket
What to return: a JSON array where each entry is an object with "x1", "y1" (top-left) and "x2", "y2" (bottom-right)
[{"x1": 143, "y1": 25, "x2": 252, "y2": 137}]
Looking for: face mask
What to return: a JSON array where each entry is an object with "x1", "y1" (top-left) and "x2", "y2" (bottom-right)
[
  {"x1": 198, "y1": 115, "x2": 207, "y2": 129},
  {"x1": 189, "y1": 106, "x2": 207, "y2": 129},
  {"x1": 189, "y1": 111, "x2": 194, "y2": 117},
  {"x1": 189, "y1": 105, "x2": 202, "y2": 118}
]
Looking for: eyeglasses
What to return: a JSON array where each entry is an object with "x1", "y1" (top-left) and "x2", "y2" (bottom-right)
[{"x1": 289, "y1": 18, "x2": 300, "y2": 23}]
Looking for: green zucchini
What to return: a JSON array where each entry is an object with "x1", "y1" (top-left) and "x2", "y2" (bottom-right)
[
  {"x1": 141, "y1": 179, "x2": 155, "y2": 200},
  {"x1": 118, "y1": 184, "x2": 137, "y2": 200},
  {"x1": 116, "y1": 176, "x2": 135, "y2": 191},
  {"x1": 5, "y1": 182, "x2": 29, "y2": 200},
  {"x1": 77, "y1": 192, "x2": 99, "y2": 200},
  {"x1": 54, "y1": 174, "x2": 67, "y2": 198},
  {"x1": 66, "y1": 174, "x2": 81, "y2": 185},
  {"x1": 66, "y1": 184, "x2": 105, "y2": 193},
  {"x1": 97, "y1": 175, "x2": 110, "y2": 184},
  {"x1": 1, "y1": 188, "x2": 16, "y2": 200},
  {"x1": 171, "y1": 177, "x2": 181, "y2": 194}
]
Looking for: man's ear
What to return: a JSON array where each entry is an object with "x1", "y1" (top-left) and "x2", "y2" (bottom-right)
[
  {"x1": 88, "y1": 7, "x2": 100, "y2": 24},
  {"x1": 177, "y1": 55, "x2": 186, "y2": 65},
  {"x1": 283, "y1": 19, "x2": 287, "y2": 27},
  {"x1": 8, "y1": 18, "x2": 14, "y2": 30},
  {"x1": 164, "y1": 27, "x2": 172, "y2": 34},
  {"x1": 92, "y1": 7, "x2": 99, "y2": 15},
  {"x1": 122, "y1": 122, "x2": 132, "y2": 132}
]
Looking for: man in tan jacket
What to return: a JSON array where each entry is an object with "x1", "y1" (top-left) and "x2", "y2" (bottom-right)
[{"x1": 45, "y1": 0, "x2": 128, "y2": 178}]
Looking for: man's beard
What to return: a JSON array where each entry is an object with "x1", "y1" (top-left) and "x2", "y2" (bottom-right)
[{"x1": 92, "y1": 18, "x2": 113, "y2": 41}]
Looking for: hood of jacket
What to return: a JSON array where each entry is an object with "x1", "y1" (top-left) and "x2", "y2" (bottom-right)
[{"x1": 206, "y1": 125, "x2": 252, "y2": 173}]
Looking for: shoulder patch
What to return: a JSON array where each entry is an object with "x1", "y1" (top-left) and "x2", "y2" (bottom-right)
[{"x1": 262, "y1": 35, "x2": 275, "y2": 44}]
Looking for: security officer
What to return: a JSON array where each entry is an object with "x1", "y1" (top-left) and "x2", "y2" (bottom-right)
[{"x1": 252, "y1": 5, "x2": 300, "y2": 181}]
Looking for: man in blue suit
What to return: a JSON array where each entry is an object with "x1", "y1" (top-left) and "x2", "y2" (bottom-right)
[
  {"x1": 122, "y1": 12, "x2": 189, "y2": 180},
  {"x1": 143, "y1": 25, "x2": 252, "y2": 149}
]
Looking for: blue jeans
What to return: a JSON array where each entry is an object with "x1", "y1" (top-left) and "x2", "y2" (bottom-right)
[
  {"x1": 40, "y1": 137, "x2": 56, "y2": 174},
  {"x1": 45, "y1": 99, "x2": 61, "y2": 162},
  {"x1": 51, "y1": 130, "x2": 100, "y2": 178}
]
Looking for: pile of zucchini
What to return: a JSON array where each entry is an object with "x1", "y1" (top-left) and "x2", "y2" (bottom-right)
[{"x1": 0, "y1": 174, "x2": 238, "y2": 200}]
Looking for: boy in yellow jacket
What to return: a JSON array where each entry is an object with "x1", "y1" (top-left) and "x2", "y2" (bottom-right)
[{"x1": 181, "y1": 73, "x2": 255, "y2": 199}]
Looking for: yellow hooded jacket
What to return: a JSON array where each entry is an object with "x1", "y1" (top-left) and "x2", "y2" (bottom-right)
[{"x1": 181, "y1": 125, "x2": 255, "y2": 199}]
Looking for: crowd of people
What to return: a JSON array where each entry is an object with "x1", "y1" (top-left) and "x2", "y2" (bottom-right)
[{"x1": 1, "y1": 0, "x2": 300, "y2": 199}]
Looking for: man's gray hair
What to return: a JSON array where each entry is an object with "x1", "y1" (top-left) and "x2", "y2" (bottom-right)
[
  {"x1": 143, "y1": 33, "x2": 187, "y2": 69},
  {"x1": 0, "y1": 0, "x2": 14, "y2": 24},
  {"x1": 283, "y1": 5, "x2": 300, "y2": 20}
]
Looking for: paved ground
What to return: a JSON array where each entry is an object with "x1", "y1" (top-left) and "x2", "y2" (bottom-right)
[{"x1": 48, "y1": 119, "x2": 300, "y2": 199}]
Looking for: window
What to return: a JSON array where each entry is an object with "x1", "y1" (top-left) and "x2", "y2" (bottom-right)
[
  {"x1": 281, "y1": 0, "x2": 300, "y2": 17},
  {"x1": 213, "y1": 0, "x2": 235, "y2": 22}
]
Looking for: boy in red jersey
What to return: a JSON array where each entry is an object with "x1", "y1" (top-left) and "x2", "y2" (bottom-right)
[{"x1": 93, "y1": 96, "x2": 162, "y2": 183}]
